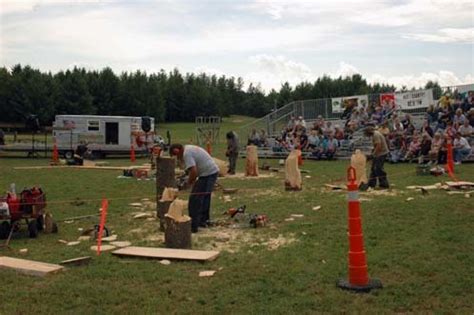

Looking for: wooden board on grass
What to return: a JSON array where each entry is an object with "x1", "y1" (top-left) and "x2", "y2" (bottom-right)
[
  {"x1": 0, "y1": 256, "x2": 64, "y2": 276},
  {"x1": 112, "y1": 246, "x2": 219, "y2": 261}
]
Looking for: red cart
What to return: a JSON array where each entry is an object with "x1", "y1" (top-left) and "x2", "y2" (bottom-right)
[{"x1": 0, "y1": 187, "x2": 57, "y2": 239}]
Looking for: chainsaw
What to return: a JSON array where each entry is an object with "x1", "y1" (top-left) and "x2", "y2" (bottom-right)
[{"x1": 222, "y1": 205, "x2": 246, "y2": 218}]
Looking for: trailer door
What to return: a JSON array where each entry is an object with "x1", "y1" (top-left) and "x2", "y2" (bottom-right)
[{"x1": 105, "y1": 122, "x2": 119, "y2": 144}]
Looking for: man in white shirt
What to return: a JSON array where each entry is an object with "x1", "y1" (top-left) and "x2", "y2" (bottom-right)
[
  {"x1": 453, "y1": 133, "x2": 472, "y2": 164},
  {"x1": 170, "y1": 144, "x2": 219, "y2": 233}
]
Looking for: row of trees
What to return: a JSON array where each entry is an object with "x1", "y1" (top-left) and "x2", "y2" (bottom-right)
[{"x1": 0, "y1": 64, "x2": 439, "y2": 125}]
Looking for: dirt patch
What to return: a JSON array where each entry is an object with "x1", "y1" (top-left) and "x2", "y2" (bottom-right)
[{"x1": 262, "y1": 234, "x2": 297, "y2": 250}]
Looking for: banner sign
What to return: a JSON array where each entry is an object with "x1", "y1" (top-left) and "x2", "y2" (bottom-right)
[
  {"x1": 395, "y1": 89, "x2": 433, "y2": 109},
  {"x1": 331, "y1": 97, "x2": 343, "y2": 113},
  {"x1": 332, "y1": 95, "x2": 368, "y2": 113},
  {"x1": 380, "y1": 93, "x2": 395, "y2": 108}
]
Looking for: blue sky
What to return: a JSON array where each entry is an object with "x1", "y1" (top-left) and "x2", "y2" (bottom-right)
[{"x1": 1, "y1": 0, "x2": 473, "y2": 92}]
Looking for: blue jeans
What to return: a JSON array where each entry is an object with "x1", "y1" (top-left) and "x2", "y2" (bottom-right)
[
  {"x1": 454, "y1": 148, "x2": 471, "y2": 162},
  {"x1": 188, "y1": 172, "x2": 218, "y2": 232}
]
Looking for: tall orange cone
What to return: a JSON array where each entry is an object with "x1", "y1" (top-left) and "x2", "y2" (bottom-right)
[
  {"x1": 445, "y1": 141, "x2": 455, "y2": 178},
  {"x1": 52, "y1": 139, "x2": 59, "y2": 164},
  {"x1": 130, "y1": 142, "x2": 136, "y2": 163},
  {"x1": 337, "y1": 166, "x2": 382, "y2": 292},
  {"x1": 206, "y1": 140, "x2": 212, "y2": 156}
]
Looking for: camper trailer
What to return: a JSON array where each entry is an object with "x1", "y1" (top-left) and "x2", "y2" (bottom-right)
[{"x1": 53, "y1": 115, "x2": 155, "y2": 158}]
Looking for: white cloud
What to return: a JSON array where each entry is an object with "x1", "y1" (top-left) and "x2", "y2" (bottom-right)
[
  {"x1": 369, "y1": 70, "x2": 474, "y2": 89},
  {"x1": 403, "y1": 28, "x2": 474, "y2": 44},
  {"x1": 244, "y1": 56, "x2": 473, "y2": 91}
]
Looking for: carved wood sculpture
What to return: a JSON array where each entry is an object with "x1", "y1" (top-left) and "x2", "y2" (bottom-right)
[
  {"x1": 157, "y1": 187, "x2": 179, "y2": 231},
  {"x1": 285, "y1": 150, "x2": 302, "y2": 191},
  {"x1": 164, "y1": 199, "x2": 192, "y2": 249},
  {"x1": 213, "y1": 158, "x2": 228, "y2": 177},
  {"x1": 245, "y1": 145, "x2": 259, "y2": 177},
  {"x1": 350, "y1": 149, "x2": 368, "y2": 186}
]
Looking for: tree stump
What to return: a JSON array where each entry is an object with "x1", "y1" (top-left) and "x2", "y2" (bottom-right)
[
  {"x1": 156, "y1": 157, "x2": 177, "y2": 226},
  {"x1": 285, "y1": 150, "x2": 302, "y2": 191},
  {"x1": 164, "y1": 216, "x2": 192, "y2": 249},
  {"x1": 157, "y1": 200, "x2": 172, "y2": 231}
]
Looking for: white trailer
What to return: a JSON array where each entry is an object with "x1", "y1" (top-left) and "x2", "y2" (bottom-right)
[{"x1": 53, "y1": 115, "x2": 155, "y2": 158}]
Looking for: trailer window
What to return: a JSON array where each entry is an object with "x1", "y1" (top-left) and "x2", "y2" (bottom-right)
[{"x1": 88, "y1": 121, "x2": 100, "y2": 131}]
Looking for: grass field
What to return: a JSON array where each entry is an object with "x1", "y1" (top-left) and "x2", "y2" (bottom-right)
[{"x1": 0, "y1": 117, "x2": 473, "y2": 314}]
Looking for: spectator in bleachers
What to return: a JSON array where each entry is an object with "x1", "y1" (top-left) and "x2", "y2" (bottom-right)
[
  {"x1": 371, "y1": 106, "x2": 384, "y2": 125},
  {"x1": 458, "y1": 119, "x2": 473, "y2": 137},
  {"x1": 453, "y1": 132, "x2": 472, "y2": 164},
  {"x1": 428, "y1": 132, "x2": 443, "y2": 164},
  {"x1": 323, "y1": 121, "x2": 335, "y2": 137},
  {"x1": 306, "y1": 129, "x2": 320, "y2": 149},
  {"x1": 420, "y1": 120, "x2": 434, "y2": 137},
  {"x1": 296, "y1": 116, "x2": 307, "y2": 129},
  {"x1": 248, "y1": 129, "x2": 260, "y2": 146},
  {"x1": 322, "y1": 134, "x2": 338, "y2": 160},
  {"x1": 419, "y1": 132, "x2": 432, "y2": 161},
  {"x1": 391, "y1": 117, "x2": 404, "y2": 132},
  {"x1": 468, "y1": 108, "x2": 474, "y2": 127},
  {"x1": 334, "y1": 124, "x2": 345, "y2": 145},
  {"x1": 287, "y1": 116, "x2": 296, "y2": 130},
  {"x1": 404, "y1": 133, "x2": 420, "y2": 161},
  {"x1": 426, "y1": 105, "x2": 438, "y2": 125},
  {"x1": 299, "y1": 129, "x2": 308, "y2": 149},
  {"x1": 453, "y1": 108, "x2": 466, "y2": 125},
  {"x1": 259, "y1": 129, "x2": 268, "y2": 147}
]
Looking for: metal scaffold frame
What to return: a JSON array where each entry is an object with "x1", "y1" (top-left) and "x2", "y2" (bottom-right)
[{"x1": 195, "y1": 116, "x2": 221, "y2": 145}]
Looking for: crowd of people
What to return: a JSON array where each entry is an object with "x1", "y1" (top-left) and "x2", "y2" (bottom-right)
[{"x1": 247, "y1": 90, "x2": 474, "y2": 163}]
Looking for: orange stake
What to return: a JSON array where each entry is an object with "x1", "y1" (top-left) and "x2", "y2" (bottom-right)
[
  {"x1": 206, "y1": 141, "x2": 212, "y2": 156},
  {"x1": 337, "y1": 166, "x2": 382, "y2": 292},
  {"x1": 52, "y1": 139, "x2": 59, "y2": 163},
  {"x1": 96, "y1": 198, "x2": 109, "y2": 256},
  {"x1": 130, "y1": 143, "x2": 136, "y2": 163}
]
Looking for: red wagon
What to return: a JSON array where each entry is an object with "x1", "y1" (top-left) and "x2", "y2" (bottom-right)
[{"x1": 0, "y1": 187, "x2": 57, "y2": 239}]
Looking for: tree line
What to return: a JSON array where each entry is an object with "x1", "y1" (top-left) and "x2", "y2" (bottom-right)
[{"x1": 0, "y1": 64, "x2": 440, "y2": 125}]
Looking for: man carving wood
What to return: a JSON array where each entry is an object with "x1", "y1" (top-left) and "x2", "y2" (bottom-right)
[{"x1": 169, "y1": 144, "x2": 219, "y2": 233}]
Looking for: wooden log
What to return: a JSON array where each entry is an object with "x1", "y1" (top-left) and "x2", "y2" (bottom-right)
[
  {"x1": 350, "y1": 149, "x2": 368, "y2": 185},
  {"x1": 245, "y1": 145, "x2": 259, "y2": 176},
  {"x1": 156, "y1": 157, "x2": 177, "y2": 226},
  {"x1": 157, "y1": 200, "x2": 172, "y2": 231},
  {"x1": 164, "y1": 216, "x2": 192, "y2": 249}
]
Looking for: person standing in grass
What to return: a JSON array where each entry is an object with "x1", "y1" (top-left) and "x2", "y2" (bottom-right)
[
  {"x1": 169, "y1": 143, "x2": 219, "y2": 233},
  {"x1": 226, "y1": 131, "x2": 239, "y2": 175},
  {"x1": 361, "y1": 126, "x2": 390, "y2": 190}
]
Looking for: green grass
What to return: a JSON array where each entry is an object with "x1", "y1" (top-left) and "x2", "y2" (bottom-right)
[{"x1": 0, "y1": 117, "x2": 473, "y2": 314}]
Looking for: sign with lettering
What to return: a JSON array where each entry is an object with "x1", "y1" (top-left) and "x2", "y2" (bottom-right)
[{"x1": 395, "y1": 89, "x2": 434, "y2": 109}]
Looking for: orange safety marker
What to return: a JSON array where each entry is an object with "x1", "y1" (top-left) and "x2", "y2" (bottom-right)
[
  {"x1": 52, "y1": 139, "x2": 59, "y2": 163},
  {"x1": 445, "y1": 141, "x2": 457, "y2": 180},
  {"x1": 337, "y1": 166, "x2": 382, "y2": 292},
  {"x1": 206, "y1": 141, "x2": 212, "y2": 156},
  {"x1": 96, "y1": 198, "x2": 109, "y2": 256},
  {"x1": 130, "y1": 143, "x2": 136, "y2": 163}
]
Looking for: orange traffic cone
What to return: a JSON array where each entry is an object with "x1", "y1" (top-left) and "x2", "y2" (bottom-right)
[
  {"x1": 297, "y1": 145, "x2": 303, "y2": 166},
  {"x1": 337, "y1": 166, "x2": 382, "y2": 292},
  {"x1": 130, "y1": 143, "x2": 136, "y2": 163},
  {"x1": 206, "y1": 141, "x2": 212, "y2": 156},
  {"x1": 445, "y1": 141, "x2": 456, "y2": 179},
  {"x1": 52, "y1": 139, "x2": 59, "y2": 164}
]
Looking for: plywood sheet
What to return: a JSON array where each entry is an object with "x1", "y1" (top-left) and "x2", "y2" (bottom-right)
[
  {"x1": 112, "y1": 246, "x2": 219, "y2": 261},
  {"x1": 0, "y1": 256, "x2": 64, "y2": 277}
]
